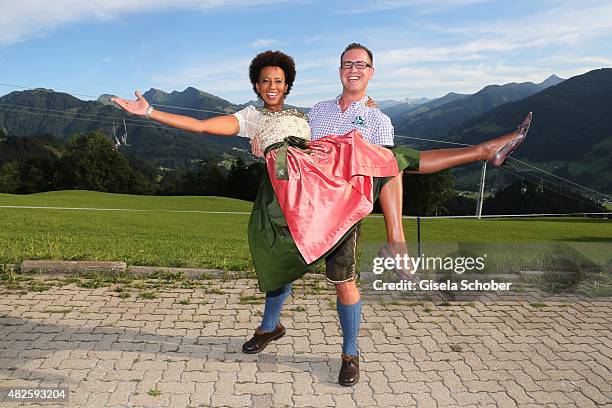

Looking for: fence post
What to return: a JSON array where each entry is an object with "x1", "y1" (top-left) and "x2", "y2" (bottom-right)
[
  {"x1": 417, "y1": 215, "x2": 421, "y2": 256},
  {"x1": 476, "y1": 161, "x2": 487, "y2": 219}
]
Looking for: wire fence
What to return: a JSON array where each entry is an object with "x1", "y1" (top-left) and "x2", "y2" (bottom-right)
[{"x1": 0, "y1": 205, "x2": 609, "y2": 220}]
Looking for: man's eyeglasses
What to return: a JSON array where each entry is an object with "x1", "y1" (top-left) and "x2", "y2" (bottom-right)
[{"x1": 340, "y1": 61, "x2": 372, "y2": 70}]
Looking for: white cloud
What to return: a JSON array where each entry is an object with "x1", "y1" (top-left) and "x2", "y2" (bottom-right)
[
  {"x1": 0, "y1": 0, "x2": 286, "y2": 45},
  {"x1": 353, "y1": 0, "x2": 612, "y2": 99},
  {"x1": 425, "y1": 1, "x2": 612, "y2": 51},
  {"x1": 251, "y1": 38, "x2": 279, "y2": 48},
  {"x1": 148, "y1": 56, "x2": 252, "y2": 99},
  {"x1": 544, "y1": 54, "x2": 612, "y2": 67},
  {"x1": 375, "y1": 4, "x2": 612, "y2": 69},
  {"x1": 340, "y1": 0, "x2": 492, "y2": 14}
]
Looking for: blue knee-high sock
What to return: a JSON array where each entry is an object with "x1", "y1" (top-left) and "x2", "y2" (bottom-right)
[
  {"x1": 260, "y1": 283, "x2": 292, "y2": 332},
  {"x1": 337, "y1": 298, "x2": 362, "y2": 356}
]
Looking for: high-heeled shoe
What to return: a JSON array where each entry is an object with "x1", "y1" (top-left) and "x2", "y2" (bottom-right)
[
  {"x1": 377, "y1": 243, "x2": 418, "y2": 282},
  {"x1": 488, "y1": 112, "x2": 532, "y2": 167}
]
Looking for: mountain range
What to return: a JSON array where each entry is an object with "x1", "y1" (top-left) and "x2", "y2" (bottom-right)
[
  {"x1": 440, "y1": 69, "x2": 612, "y2": 194},
  {"x1": 0, "y1": 87, "x2": 249, "y2": 168},
  {"x1": 383, "y1": 74, "x2": 565, "y2": 139},
  {"x1": 377, "y1": 97, "x2": 431, "y2": 110}
]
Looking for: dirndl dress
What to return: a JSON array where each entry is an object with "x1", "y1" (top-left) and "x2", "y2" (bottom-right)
[{"x1": 233, "y1": 106, "x2": 420, "y2": 292}]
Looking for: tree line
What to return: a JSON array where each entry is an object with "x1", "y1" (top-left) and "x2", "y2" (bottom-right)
[{"x1": 0, "y1": 132, "x2": 262, "y2": 200}]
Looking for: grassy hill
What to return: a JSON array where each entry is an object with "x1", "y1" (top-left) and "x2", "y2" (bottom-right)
[{"x1": 0, "y1": 190, "x2": 253, "y2": 212}]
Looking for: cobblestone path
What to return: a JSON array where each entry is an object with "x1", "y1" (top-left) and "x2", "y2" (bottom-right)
[{"x1": 0, "y1": 277, "x2": 610, "y2": 407}]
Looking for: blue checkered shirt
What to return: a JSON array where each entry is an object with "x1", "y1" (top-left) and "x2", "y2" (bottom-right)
[{"x1": 307, "y1": 95, "x2": 395, "y2": 146}]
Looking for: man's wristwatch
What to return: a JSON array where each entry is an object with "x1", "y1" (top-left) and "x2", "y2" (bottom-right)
[{"x1": 144, "y1": 105, "x2": 154, "y2": 119}]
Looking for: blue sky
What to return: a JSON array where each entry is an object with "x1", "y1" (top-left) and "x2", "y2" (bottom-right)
[{"x1": 1, "y1": 0, "x2": 611, "y2": 107}]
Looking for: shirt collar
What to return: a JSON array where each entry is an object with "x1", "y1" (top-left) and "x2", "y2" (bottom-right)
[{"x1": 335, "y1": 94, "x2": 369, "y2": 109}]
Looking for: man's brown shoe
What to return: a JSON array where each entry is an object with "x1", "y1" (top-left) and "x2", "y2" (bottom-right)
[
  {"x1": 338, "y1": 353, "x2": 359, "y2": 386},
  {"x1": 241, "y1": 324, "x2": 286, "y2": 354}
]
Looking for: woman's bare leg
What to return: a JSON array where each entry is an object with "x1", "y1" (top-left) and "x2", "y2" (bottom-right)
[
  {"x1": 379, "y1": 173, "x2": 405, "y2": 242},
  {"x1": 415, "y1": 130, "x2": 518, "y2": 174},
  {"x1": 379, "y1": 173, "x2": 415, "y2": 277},
  {"x1": 382, "y1": 126, "x2": 522, "y2": 231}
]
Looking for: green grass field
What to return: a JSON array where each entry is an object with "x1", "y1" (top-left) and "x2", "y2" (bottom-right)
[{"x1": 1, "y1": 191, "x2": 610, "y2": 273}]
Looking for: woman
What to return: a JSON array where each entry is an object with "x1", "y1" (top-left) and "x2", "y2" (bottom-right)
[{"x1": 112, "y1": 50, "x2": 531, "y2": 293}]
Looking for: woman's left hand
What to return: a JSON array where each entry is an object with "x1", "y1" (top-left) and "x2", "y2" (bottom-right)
[{"x1": 111, "y1": 90, "x2": 149, "y2": 117}]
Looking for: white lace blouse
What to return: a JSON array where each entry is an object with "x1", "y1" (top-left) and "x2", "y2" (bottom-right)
[{"x1": 233, "y1": 105, "x2": 311, "y2": 157}]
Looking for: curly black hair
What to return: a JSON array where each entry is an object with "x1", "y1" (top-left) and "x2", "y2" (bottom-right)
[{"x1": 249, "y1": 50, "x2": 296, "y2": 97}]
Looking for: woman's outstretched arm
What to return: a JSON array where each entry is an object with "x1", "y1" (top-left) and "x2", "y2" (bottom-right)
[{"x1": 112, "y1": 90, "x2": 239, "y2": 136}]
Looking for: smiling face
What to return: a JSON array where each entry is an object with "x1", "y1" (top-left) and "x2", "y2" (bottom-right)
[
  {"x1": 255, "y1": 66, "x2": 288, "y2": 112},
  {"x1": 339, "y1": 48, "x2": 374, "y2": 97}
]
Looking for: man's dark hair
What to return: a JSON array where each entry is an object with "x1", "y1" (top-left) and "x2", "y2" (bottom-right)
[
  {"x1": 340, "y1": 43, "x2": 374, "y2": 66},
  {"x1": 249, "y1": 50, "x2": 296, "y2": 96}
]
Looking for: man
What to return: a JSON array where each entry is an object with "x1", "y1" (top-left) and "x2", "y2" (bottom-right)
[
  {"x1": 242, "y1": 43, "x2": 407, "y2": 387},
  {"x1": 307, "y1": 43, "x2": 406, "y2": 386}
]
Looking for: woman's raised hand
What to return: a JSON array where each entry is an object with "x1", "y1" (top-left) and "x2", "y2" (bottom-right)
[{"x1": 111, "y1": 90, "x2": 149, "y2": 117}]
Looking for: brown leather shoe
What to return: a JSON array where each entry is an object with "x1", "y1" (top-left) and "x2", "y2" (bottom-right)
[
  {"x1": 242, "y1": 324, "x2": 286, "y2": 354},
  {"x1": 338, "y1": 353, "x2": 359, "y2": 386}
]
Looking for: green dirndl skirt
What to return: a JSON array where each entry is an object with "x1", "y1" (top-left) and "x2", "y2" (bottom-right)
[{"x1": 248, "y1": 145, "x2": 420, "y2": 292}]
